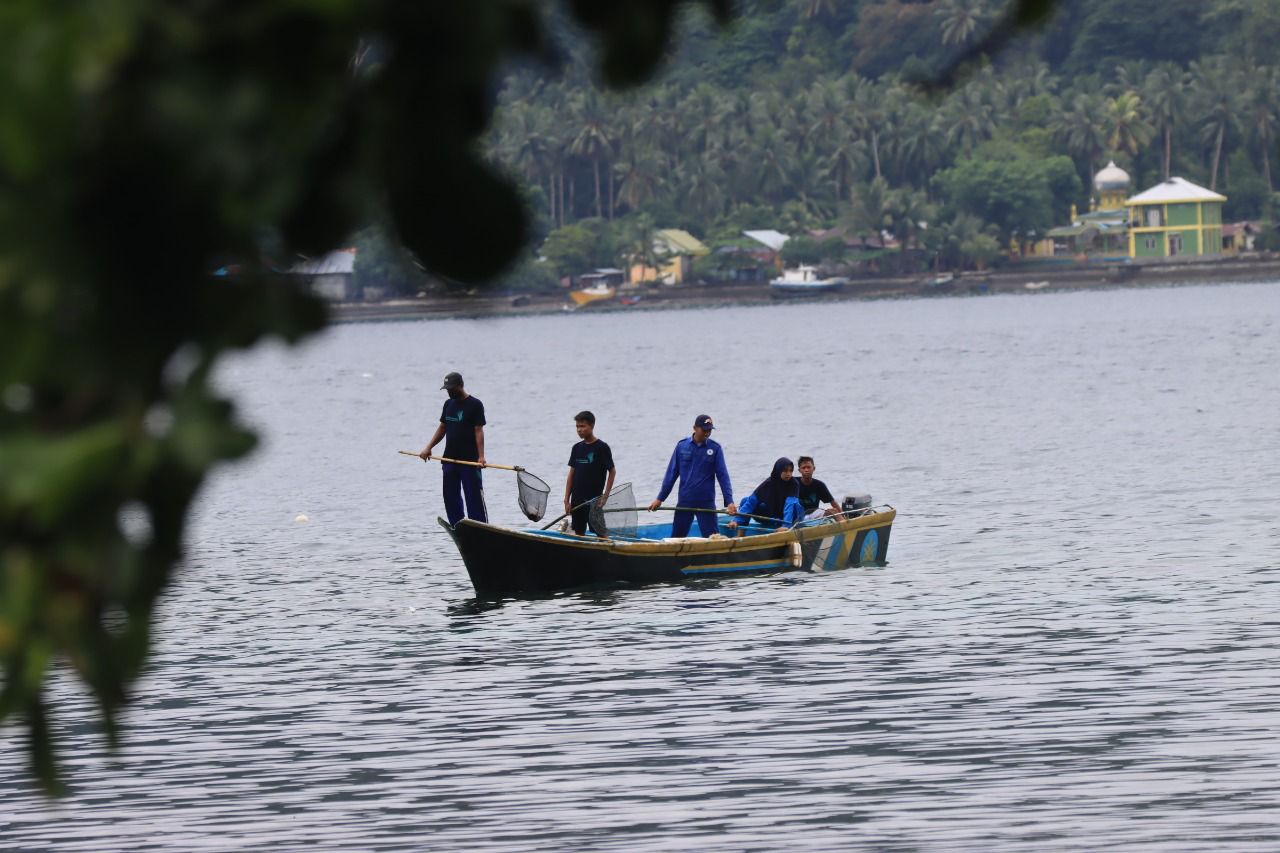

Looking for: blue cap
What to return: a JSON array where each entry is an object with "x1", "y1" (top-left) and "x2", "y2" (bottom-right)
[{"x1": 694, "y1": 414, "x2": 714, "y2": 431}]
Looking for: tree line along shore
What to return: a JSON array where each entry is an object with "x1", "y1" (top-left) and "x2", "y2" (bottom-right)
[{"x1": 329, "y1": 253, "x2": 1280, "y2": 323}]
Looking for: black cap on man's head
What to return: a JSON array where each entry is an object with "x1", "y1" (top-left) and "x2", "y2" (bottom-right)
[
  {"x1": 441, "y1": 372, "x2": 463, "y2": 390},
  {"x1": 694, "y1": 414, "x2": 714, "y2": 431}
]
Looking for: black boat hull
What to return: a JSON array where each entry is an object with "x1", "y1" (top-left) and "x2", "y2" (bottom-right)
[{"x1": 441, "y1": 508, "x2": 895, "y2": 597}]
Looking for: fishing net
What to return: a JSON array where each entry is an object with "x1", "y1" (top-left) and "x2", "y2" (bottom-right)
[
  {"x1": 516, "y1": 470, "x2": 551, "y2": 521},
  {"x1": 590, "y1": 482, "x2": 637, "y2": 539}
]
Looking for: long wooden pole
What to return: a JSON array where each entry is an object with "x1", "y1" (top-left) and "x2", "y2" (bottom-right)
[{"x1": 397, "y1": 450, "x2": 522, "y2": 472}]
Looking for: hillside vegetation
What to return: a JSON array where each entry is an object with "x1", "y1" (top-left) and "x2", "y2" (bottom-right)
[{"x1": 451, "y1": 0, "x2": 1280, "y2": 285}]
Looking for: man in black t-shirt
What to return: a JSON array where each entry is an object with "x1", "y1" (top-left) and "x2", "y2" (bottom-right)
[
  {"x1": 419, "y1": 371, "x2": 488, "y2": 526},
  {"x1": 795, "y1": 456, "x2": 840, "y2": 518},
  {"x1": 564, "y1": 410, "x2": 616, "y2": 536}
]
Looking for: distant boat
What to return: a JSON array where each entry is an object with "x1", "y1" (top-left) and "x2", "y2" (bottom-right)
[
  {"x1": 619, "y1": 293, "x2": 644, "y2": 306},
  {"x1": 568, "y1": 283, "x2": 616, "y2": 307},
  {"x1": 1024, "y1": 280, "x2": 1051, "y2": 290},
  {"x1": 769, "y1": 265, "x2": 845, "y2": 297},
  {"x1": 918, "y1": 273, "x2": 956, "y2": 294}
]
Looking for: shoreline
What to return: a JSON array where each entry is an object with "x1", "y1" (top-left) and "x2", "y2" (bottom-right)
[{"x1": 329, "y1": 254, "x2": 1280, "y2": 323}]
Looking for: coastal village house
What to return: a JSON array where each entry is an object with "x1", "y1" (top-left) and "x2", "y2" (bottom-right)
[
  {"x1": 1126, "y1": 177, "x2": 1226, "y2": 258},
  {"x1": 1221, "y1": 221, "x2": 1260, "y2": 253},
  {"x1": 288, "y1": 247, "x2": 357, "y2": 300},
  {"x1": 742, "y1": 229, "x2": 790, "y2": 271},
  {"x1": 628, "y1": 228, "x2": 710, "y2": 285}
]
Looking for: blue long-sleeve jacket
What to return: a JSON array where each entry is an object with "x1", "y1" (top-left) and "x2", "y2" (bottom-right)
[
  {"x1": 735, "y1": 493, "x2": 804, "y2": 528},
  {"x1": 657, "y1": 436, "x2": 733, "y2": 507}
]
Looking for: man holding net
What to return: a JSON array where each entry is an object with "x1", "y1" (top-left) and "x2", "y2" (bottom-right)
[
  {"x1": 419, "y1": 371, "x2": 487, "y2": 526},
  {"x1": 564, "y1": 410, "x2": 616, "y2": 536},
  {"x1": 648, "y1": 414, "x2": 737, "y2": 538}
]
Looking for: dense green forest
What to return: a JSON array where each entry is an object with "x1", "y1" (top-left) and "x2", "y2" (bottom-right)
[{"x1": 361, "y1": 0, "x2": 1280, "y2": 288}]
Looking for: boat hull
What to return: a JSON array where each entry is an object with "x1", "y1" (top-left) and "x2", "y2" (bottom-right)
[
  {"x1": 769, "y1": 281, "x2": 844, "y2": 297},
  {"x1": 441, "y1": 507, "x2": 895, "y2": 597},
  {"x1": 569, "y1": 287, "x2": 616, "y2": 306}
]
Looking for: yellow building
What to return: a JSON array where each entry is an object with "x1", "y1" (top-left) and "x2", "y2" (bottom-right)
[
  {"x1": 628, "y1": 228, "x2": 710, "y2": 285},
  {"x1": 1126, "y1": 177, "x2": 1226, "y2": 258}
]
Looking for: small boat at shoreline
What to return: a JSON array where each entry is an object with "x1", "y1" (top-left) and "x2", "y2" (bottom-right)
[
  {"x1": 568, "y1": 283, "x2": 616, "y2": 307},
  {"x1": 440, "y1": 503, "x2": 895, "y2": 597},
  {"x1": 769, "y1": 265, "x2": 846, "y2": 297}
]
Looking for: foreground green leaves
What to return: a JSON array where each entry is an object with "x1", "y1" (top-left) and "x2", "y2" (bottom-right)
[{"x1": 0, "y1": 0, "x2": 729, "y2": 793}]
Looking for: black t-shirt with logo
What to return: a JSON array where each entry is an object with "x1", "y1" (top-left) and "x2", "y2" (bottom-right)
[
  {"x1": 567, "y1": 439, "x2": 615, "y2": 503},
  {"x1": 440, "y1": 395, "x2": 486, "y2": 461},
  {"x1": 796, "y1": 477, "x2": 834, "y2": 513}
]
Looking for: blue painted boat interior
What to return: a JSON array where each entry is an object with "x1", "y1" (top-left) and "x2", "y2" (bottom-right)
[{"x1": 526, "y1": 521, "x2": 783, "y2": 542}]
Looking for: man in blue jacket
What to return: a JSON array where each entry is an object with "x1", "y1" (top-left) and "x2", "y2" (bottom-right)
[{"x1": 648, "y1": 414, "x2": 737, "y2": 537}]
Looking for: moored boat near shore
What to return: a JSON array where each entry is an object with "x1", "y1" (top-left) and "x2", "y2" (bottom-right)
[
  {"x1": 441, "y1": 503, "x2": 895, "y2": 597},
  {"x1": 769, "y1": 265, "x2": 846, "y2": 297},
  {"x1": 568, "y1": 283, "x2": 616, "y2": 306}
]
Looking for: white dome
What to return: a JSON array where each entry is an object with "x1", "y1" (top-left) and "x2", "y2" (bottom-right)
[{"x1": 1094, "y1": 160, "x2": 1131, "y2": 192}]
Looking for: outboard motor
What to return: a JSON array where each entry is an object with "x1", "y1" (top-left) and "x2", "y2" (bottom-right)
[{"x1": 842, "y1": 494, "x2": 872, "y2": 515}]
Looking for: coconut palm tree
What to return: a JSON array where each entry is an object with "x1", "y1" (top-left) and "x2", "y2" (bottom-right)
[
  {"x1": 844, "y1": 177, "x2": 894, "y2": 248},
  {"x1": 1143, "y1": 64, "x2": 1188, "y2": 179},
  {"x1": 942, "y1": 85, "x2": 999, "y2": 158},
  {"x1": 676, "y1": 156, "x2": 728, "y2": 220},
  {"x1": 1002, "y1": 60, "x2": 1057, "y2": 106},
  {"x1": 799, "y1": 0, "x2": 839, "y2": 21},
  {"x1": 845, "y1": 76, "x2": 888, "y2": 180},
  {"x1": 822, "y1": 134, "x2": 869, "y2": 204},
  {"x1": 1241, "y1": 65, "x2": 1280, "y2": 190},
  {"x1": 1191, "y1": 60, "x2": 1242, "y2": 191},
  {"x1": 680, "y1": 84, "x2": 728, "y2": 157},
  {"x1": 568, "y1": 89, "x2": 616, "y2": 220},
  {"x1": 1106, "y1": 91, "x2": 1154, "y2": 159},
  {"x1": 804, "y1": 79, "x2": 849, "y2": 155},
  {"x1": 613, "y1": 143, "x2": 666, "y2": 213},
  {"x1": 751, "y1": 125, "x2": 798, "y2": 205},
  {"x1": 888, "y1": 187, "x2": 935, "y2": 262},
  {"x1": 935, "y1": 0, "x2": 989, "y2": 47},
  {"x1": 1108, "y1": 61, "x2": 1151, "y2": 99},
  {"x1": 891, "y1": 106, "x2": 948, "y2": 193},
  {"x1": 1053, "y1": 92, "x2": 1110, "y2": 181}
]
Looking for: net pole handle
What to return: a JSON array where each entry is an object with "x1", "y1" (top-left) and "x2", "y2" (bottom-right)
[
  {"x1": 632, "y1": 504, "x2": 783, "y2": 525},
  {"x1": 397, "y1": 450, "x2": 522, "y2": 472},
  {"x1": 540, "y1": 495, "x2": 601, "y2": 530}
]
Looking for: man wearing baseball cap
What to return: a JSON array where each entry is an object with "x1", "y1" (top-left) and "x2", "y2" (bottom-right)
[
  {"x1": 418, "y1": 371, "x2": 487, "y2": 525},
  {"x1": 648, "y1": 414, "x2": 736, "y2": 537}
]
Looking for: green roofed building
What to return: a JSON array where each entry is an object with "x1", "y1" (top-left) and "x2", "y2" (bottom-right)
[{"x1": 1126, "y1": 177, "x2": 1226, "y2": 258}]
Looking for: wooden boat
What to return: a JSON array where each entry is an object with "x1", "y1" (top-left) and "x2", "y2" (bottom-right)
[
  {"x1": 568, "y1": 283, "x2": 616, "y2": 307},
  {"x1": 440, "y1": 505, "x2": 895, "y2": 597},
  {"x1": 769, "y1": 265, "x2": 845, "y2": 297}
]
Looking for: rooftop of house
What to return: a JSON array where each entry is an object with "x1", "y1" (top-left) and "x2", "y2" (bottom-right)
[{"x1": 1126, "y1": 177, "x2": 1227, "y2": 206}]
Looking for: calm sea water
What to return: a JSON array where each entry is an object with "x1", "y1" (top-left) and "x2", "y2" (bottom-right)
[{"x1": 4, "y1": 282, "x2": 1280, "y2": 851}]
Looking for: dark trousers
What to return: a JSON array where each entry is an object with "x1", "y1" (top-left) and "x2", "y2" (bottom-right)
[
  {"x1": 570, "y1": 501, "x2": 606, "y2": 536},
  {"x1": 671, "y1": 507, "x2": 719, "y2": 538},
  {"x1": 442, "y1": 463, "x2": 487, "y2": 526}
]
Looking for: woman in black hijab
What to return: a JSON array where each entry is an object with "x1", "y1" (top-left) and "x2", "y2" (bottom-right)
[{"x1": 732, "y1": 457, "x2": 802, "y2": 531}]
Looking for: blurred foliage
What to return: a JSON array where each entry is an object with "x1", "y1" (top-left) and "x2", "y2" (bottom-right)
[
  {"x1": 0, "y1": 0, "x2": 731, "y2": 794},
  {"x1": 352, "y1": 225, "x2": 430, "y2": 297}
]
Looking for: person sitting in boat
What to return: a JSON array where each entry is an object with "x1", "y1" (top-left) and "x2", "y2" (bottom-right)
[
  {"x1": 647, "y1": 414, "x2": 736, "y2": 537},
  {"x1": 563, "y1": 410, "x2": 616, "y2": 536},
  {"x1": 795, "y1": 456, "x2": 841, "y2": 519},
  {"x1": 729, "y1": 458, "x2": 803, "y2": 533}
]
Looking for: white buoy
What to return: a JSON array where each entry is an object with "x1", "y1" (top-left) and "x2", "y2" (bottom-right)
[{"x1": 295, "y1": 513, "x2": 310, "y2": 523}]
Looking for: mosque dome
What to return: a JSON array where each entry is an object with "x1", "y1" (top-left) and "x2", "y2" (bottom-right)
[{"x1": 1094, "y1": 161, "x2": 1131, "y2": 192}]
